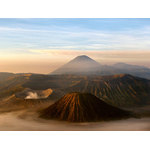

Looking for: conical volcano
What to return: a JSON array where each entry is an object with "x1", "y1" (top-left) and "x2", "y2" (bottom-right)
[
  {"x1": 50, "y1": 55, "x2": 101, "y2": 75},
  {"x1": 40, "y1": 93, "x2": 130, "y2": 122}
]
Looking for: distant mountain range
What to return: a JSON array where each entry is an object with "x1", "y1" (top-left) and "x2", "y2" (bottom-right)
[
  {"x1": 112, "y1": 63, "x2": 150, "y2": 79},
  {"x1": 51, "y1": 55, "x2": 150, "y2": 79}
]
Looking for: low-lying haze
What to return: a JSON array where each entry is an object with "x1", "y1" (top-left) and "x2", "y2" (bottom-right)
[{"x1": 0, "y1": 110, "x2": 150, "y2": 131}]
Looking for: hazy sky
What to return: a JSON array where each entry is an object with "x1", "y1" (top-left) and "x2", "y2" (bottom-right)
[{"x1": 0, "y1": 18, "x2": 150, "y2": 74}]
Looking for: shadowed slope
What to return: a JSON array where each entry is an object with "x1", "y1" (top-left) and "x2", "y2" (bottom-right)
[
  {"x1": 40, "y1": 93, "x2": 130, "y2": 122},
  {"x1": 1, "y1": 73, "x2": 150, "y2": 108},
  {"x1": 65, "y1": 74, "x2": 150, "y2": 107}
]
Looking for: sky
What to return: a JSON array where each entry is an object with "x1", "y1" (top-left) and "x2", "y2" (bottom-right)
[{"x1": 0, "y1": 18, "x2": 150, "y2": 73}]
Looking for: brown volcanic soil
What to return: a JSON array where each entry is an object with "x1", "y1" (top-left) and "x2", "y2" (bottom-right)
[{"x1": 40, "y1": 93, "x2": 130, "y2": 122}]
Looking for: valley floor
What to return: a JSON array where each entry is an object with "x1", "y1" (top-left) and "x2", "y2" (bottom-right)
[{"x1": 0, "y1": 106, "x2": 150, "y2": 131}]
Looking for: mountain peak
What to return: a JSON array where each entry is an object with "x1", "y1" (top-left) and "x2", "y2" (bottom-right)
[
  {"x1": 51, "y1": 55, "x2": 101, "y2": 75},
  {"x1": 74, "y1": 55, "x2": 91, "y2": 59},
  {"x1": 76, "y1": 55, "x2": 89, "y2": 57},
  {"x1": 71, "y1": 55, "x2": 97, "y2": 62}
]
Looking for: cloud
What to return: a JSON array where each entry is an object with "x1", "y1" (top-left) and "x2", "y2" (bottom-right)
[
  {"x1": 29, "y1": 49, "x2": 150, "y2": 64},
  {"x1": 1, "y1": 20, "x2": 150, "y2": 73},
  {"x1": 1, "y1": 24, "x2": 150, "y2": 51}
]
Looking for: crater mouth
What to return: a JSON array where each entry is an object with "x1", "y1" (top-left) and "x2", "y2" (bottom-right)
[{"x1": 15, "y1": 88, "x2": 53, "y2": 100}]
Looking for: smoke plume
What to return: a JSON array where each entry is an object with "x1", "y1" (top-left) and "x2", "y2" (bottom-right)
[{"x1": 25, "y1": 92, "x2": 39, "y2": 99}]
